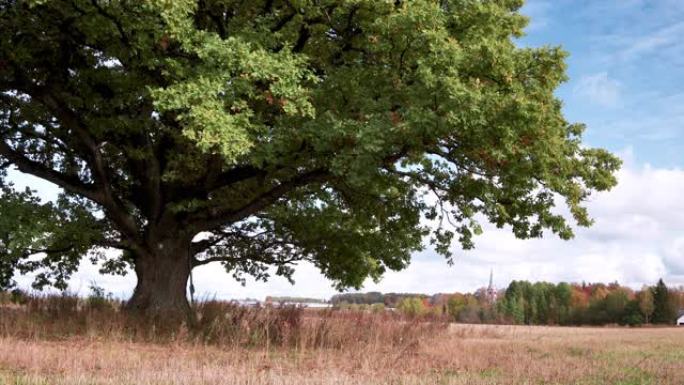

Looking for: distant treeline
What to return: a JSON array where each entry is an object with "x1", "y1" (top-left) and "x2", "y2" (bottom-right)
[
  {"x1": 333, "y1": 279, "x2": 684, "y2": 326},
  {"x1": 331, "y1": 292, "x2": 429, "y2": 308},
  {"x1": 497, "y1": 279, "x2": 681, "y2": 326}
]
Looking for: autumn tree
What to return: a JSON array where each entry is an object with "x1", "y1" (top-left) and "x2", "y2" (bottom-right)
[
  {"x1": 396, "y1": 297, "x2": 426, "y2": 317},
  {"x1": 0, "y1": 0, "x2": 620, "y2": 319},
  {"x1": 570, "y1": 285, "x2": 589, "y2": 319},
  {"x1": 603, "y1": 287, "x2": 629, "y2": 323},
  {"x1": 447, "y1": 292, "x2": 480, "y2": 321},
  {"x1": 637, "y1": 285, "x2": 655, "y2": 324}
]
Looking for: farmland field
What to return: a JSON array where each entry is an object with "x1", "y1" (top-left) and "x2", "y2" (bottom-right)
[{"x1": 1, "y1": 322, "x2": 682, "y2": 385}]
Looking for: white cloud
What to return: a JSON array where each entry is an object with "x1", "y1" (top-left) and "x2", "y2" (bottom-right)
[
  {"x1": 663, "y1": 237, "x2": 684, "y2": 275},
  {"x1": 573, "y1": 72, "x2": 621, "y2": 107},
  {"x1": 614, "y1": 21, "x2": 684, "y2": 62},
  {"x1": 13, "y1": 158, "x2": 684, "y2": 300}
]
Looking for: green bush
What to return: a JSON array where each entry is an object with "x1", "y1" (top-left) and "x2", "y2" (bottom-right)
[
  {"x1": 621, "y1": 313, "x2": 644, "y2": 326},
  {"x1": 396, "y1": 297, "x2": 425, "y2": 317}
]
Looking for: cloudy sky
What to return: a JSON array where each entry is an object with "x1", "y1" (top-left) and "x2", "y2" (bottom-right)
[{"x1": 12, "y1": 0, "x2": 684, "y2": 300}]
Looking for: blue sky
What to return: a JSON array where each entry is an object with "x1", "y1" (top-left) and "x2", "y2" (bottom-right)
[
  {"x1": 12, "y1": 1, "x2": 684, "y2": 299},
  {"x1": 521, "y1": 0, "x2": 684, "y2": 167}
]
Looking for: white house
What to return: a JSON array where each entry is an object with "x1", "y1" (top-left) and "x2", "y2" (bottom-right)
[{"x1": 677, "y1": 310, "x2": 684, "y2": 326}]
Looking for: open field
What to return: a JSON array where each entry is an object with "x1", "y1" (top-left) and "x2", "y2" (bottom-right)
[{"x1": 0, "y1": 322, "x2": 682, "y2": 385}]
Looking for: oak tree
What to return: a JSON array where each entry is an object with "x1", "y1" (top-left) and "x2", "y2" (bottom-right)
[{"x1": 0, "y1": 0, "x2": 620, "y2": 319}]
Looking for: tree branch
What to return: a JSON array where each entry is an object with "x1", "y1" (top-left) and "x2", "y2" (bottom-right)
[
  {"x1": 0, "y1": 141, "x2": 101, "y2": 200},
  {"x1": 190, "y1": 168, "x2": 331, "y2": 232},
  {"x1": 7, "y1": 66, "x2": 144, "y2": 243},
  {"x1": 192, "y1": 251, "x2": 302, "y2": 268}
]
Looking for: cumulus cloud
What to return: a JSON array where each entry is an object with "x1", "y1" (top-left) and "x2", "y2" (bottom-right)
[
  {"x1": 663, "y1": 237, "x2": 684, "y2": 275},
  {"x1": 573, "y1": 72, "x2": 621, "y2": 107}
]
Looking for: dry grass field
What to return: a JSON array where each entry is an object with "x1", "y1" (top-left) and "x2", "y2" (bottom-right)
[
  {"x1": 0, "y1": 296, "x2": 682, "y2": 385},
  {"x1": 1, "y1": 325, "x2": 683, "y2": 385}
]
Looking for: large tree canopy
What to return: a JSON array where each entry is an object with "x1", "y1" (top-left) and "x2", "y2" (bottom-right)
[{"x1": 0, "y1": 0, "x2": 620, "y2": 317}]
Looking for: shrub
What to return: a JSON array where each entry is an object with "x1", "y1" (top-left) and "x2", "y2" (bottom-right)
[
  {"x1": 85, "y1": 282, "x2": 114, "y2": 311},
  {"x1": 396, "y1": 297, "x2": 425, "y2": 318}
]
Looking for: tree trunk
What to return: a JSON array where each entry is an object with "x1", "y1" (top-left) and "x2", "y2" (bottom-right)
[{"x1": 125, "y1": 239, "x2": 193, "y2": 325}]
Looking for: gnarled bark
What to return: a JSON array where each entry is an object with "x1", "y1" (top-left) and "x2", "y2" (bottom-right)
[{"x1": 125, "y1": 239, "x2": 193, "y2": 325}]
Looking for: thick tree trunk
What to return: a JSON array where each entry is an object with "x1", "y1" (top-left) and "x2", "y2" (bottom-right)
[{"x1": 125, "y1": 239, "x2": 193, "y2": 324}]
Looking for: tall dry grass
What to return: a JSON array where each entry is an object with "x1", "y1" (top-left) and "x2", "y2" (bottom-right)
[{"x1": 0, "y1": 293, "x2": 448, "y2": 351}]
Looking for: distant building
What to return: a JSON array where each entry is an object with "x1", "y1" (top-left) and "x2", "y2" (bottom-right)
[
  {"x1": 485, "y1": 269, "x2": 498, "y2": 304},
  {"x1": 234, "y1": 299, "x2": 261, "y2": 307},
  {"x1": 677, "y1": 310, "x2": 684, "y2": 326}
]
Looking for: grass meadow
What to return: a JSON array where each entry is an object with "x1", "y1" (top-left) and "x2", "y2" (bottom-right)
[{"x1": 0, "y1": 294, "x2": 682, "y2": 385}]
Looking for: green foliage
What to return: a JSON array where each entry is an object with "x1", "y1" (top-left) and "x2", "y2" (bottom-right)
[
  {"x1": 500, "y1": 280, "x2": 566, "y2": 325},
  {"x1": 396, "y1": 297, "x2": 426, "y2": 317},
  {"x1": 330, "y1": 291, "x2": 422, "y2": 307},
  {"x1": 0, "y1": 186, "x2": 104, "y2": 290},
  {"x1": 1, "y1": 0, "x2": 619, "y2": 298},
  {"x1": 652, "y1": 279, "x2": 676, "y2": 324},
  {"x1": 621, "y1": 300, "x2": 644, "y2": 326},
  {"x1": 605, "y1": 288, "x2": 629, "y2": 320},
  {"x1": 637, "y1": 286, "x2": 655, "y2": 323},
  {"x1": 554, "y1": 282, "x2": 572, "y2": 324},
  {"x1": 501, "y1": 281, "x2": 525, "y2": 324},
  {"x1": 499, "y1": 281, "x2": 644, "y2": 326}
]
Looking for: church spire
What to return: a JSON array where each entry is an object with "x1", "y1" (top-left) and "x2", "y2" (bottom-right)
[
  {"x1": 488, "y1": 269, "x2": 494, "y2": 291},
  {"x1": 486, "y1": 268, "x2": 497, "y2": 303}
]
